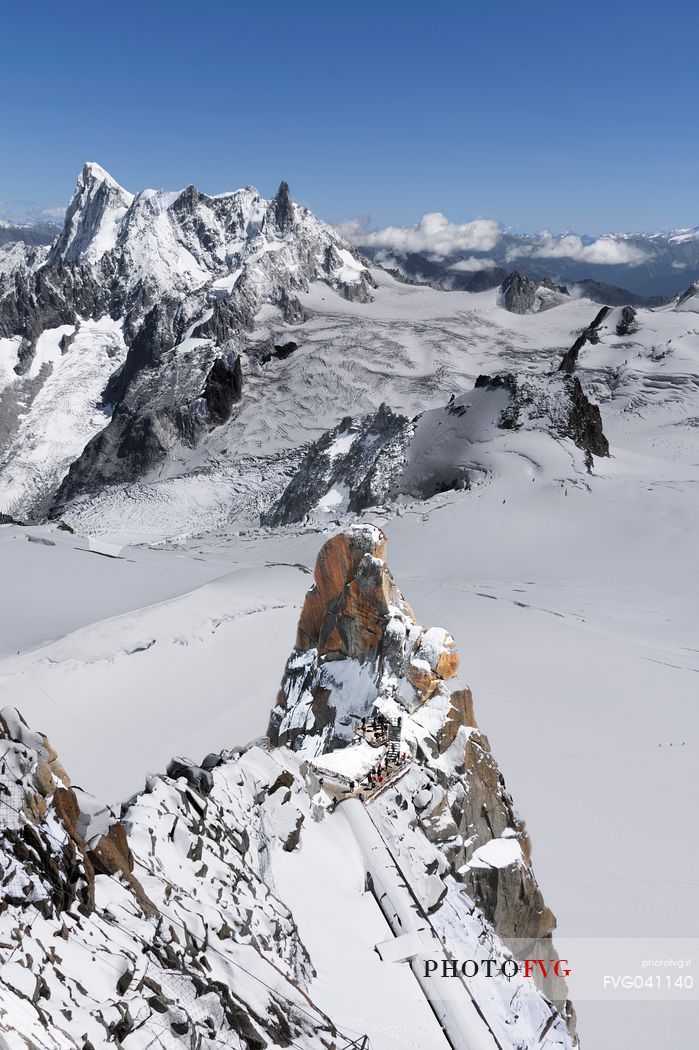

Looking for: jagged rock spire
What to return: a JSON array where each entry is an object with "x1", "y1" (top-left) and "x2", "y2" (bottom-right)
[
  {"x1": 272, "y1": 179, "x2": 294, "y2": 233},
  {"x1": 269, "y1": 524, "x2": 460, "y2": 754},
  {"x1": 268, "y1": 526, "x2": 576, "y2": 1041}
]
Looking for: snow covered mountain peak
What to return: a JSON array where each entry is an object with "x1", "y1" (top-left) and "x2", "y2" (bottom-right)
[
  {"x1": 80, "y1": 160, "x2": 127, "y2": 191},
  {"x1": 48, "y1": 162, "x2": 135, "y2": 265},
  {"x1": 269, "y1": 179, "x2": 295, "y2": 233},
  {"x1": 0, "y1": 165, "x2": 376, "y2": 517}
]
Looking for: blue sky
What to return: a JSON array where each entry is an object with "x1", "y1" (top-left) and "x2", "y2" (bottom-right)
[{"x1": 1, "y1": 0, "x2": 697, "y2": 234}]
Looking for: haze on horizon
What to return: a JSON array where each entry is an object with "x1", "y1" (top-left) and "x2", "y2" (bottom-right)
[{"x1": 1, "y1": 0, "x2": 698, "y2": 235}]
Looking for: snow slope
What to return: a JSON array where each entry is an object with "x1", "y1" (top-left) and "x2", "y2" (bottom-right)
[{"x1": 0, "y1": 318, "x2": 127, "y2": 517}]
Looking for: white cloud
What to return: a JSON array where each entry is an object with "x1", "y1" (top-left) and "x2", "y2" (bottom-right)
[
  {"x1": 337, "y1": 212, "x2": 502, "y2": 258},
  {"x1": 450, "y1": 256, "x2": 498, "y2": 272},
  {"x1": 507, "y1": 234, "x2": 648, "y2": 266}
]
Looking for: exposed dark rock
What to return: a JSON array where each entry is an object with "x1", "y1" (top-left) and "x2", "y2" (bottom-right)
[
  {"x1": 200, "y1": 752, "x2": 226, "y2": 771},
  {"x1": 278, "y1": 287, "x2": 307, "y2": 324},
  {"x1": 255, "y1": 340, "x2": 299, "y2": 365},
  {"x1": 282, "y1": 815, "x2": 304, "y2": 852},
  {"x1": 265, "y1": 367, "x2": 609, "y2": 524},
  {"x1": 0, "y1": 260, "x2": 106, "y2": 365},
  {"x1": 559, "y1": 305, "x2": 611, "y2": 373},
  {"x1": 615, "y1": 305, "x2": 638, "y2": 335},
  {"x1": 103, "y1": 298, "x2": 188, "y2": 408},
  {"x1": 499, "y1": 271, "x2": 567, "y2": 315},
  {"x1": 476, "y1": 371, "x2": 609, "y2": 464},
  {"x1": 500, "y1": 271, "x2": 539, "y2": 314},
  {"x1": 201, "y1": 353, "x2": 243, "y2": 426},
  {"x1": 274, "y1": 341, "x2": 297, "y2": 360},
  {"x1": 191, "y1": 296, "x2": 254, "y2": 343},
  {"x1": 677, "y1": 279, "x2": 699, "y2": 307},
  {"x1": 565, "y1": 375, "x2": 609, "y2": 462},
  {"x1": 166, "y1": 757, "x2": 214, "y2": 796},
  {"x1": 271, "y1": 180, "x2": 294, "y2": 234},
  {"x1": 262, "y1": 404, "x2": 414, "y2": 526}
]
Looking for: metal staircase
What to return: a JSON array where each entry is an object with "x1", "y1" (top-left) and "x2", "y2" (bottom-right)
[{"x1": 385, "y1": 715, "x2": 402, "y2": 764}]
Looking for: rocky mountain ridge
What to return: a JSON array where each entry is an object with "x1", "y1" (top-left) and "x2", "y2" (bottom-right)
[
  {"x1": 0, "y1": 164, "x2": 375, "y2": 518},
  {"x1": 263, "y1": 369, "x2": 609, "y2": 525},
  {"x1": 0, "y1": 703, "x2": 344, "y2": 1049}
]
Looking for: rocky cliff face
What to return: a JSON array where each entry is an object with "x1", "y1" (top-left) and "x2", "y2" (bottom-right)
[
  {"x1": 263, "y1": 370, "x2": 610, "y2": 524},
  {"x1": 270, "y1": 525, "x2": 576, "y2": 1040},
  {"x1": 261, "y1": 404, "x2": 415, "y2": 527},
  {"x1": 499, "y1": 271, "x2": 567, "y2": 314},
  {"x1": 474, "y1": 371, "x2": 609, "y2": 465},
  {"x1": 0, "y1": 705, "x2": 152, "y2": 919},
  {"x1": 0, "y1": 707, "x2": 345, "y2": 1049},
  {"x1": 0, "y1": 164, "x2": 376, "y2": 517}
]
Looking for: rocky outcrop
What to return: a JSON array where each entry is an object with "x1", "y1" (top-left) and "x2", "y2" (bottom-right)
[
  {"x1": 262, "y1": 404, "x2": 415, "y2": 526},
  {"x1": 475, "y1": 370, "x2": 609, "y2": 463},
  {"x1": 270, "y1": 526, "x2": 576, "y2": 1040},
  {"x1": 263, "y1": 369, "x2": 610, "y2": 524},
  {"x1": 0, "y1": 712, "x2": 341, "y2": 1050},
  {"x1": 270, "y1": 180, "x2": 294, "y2": 234},
  {"x1": 615, "y1": 304, "x2": 638, "y2": 335},
  {"x1": 676, "y1": 278, "x2": 699, "y2": 312},
  {"x1": 559, "y1": 305, "x2": 611, "y2": 373},
  {"x1": 201, "y1": 350, "x2": 243, "y2": 425},
  {"x1": 500, "y1": 271, "x2": 540, "y2": 313},
  {"x1": 0, "y1": 706, "x2": 153, "y2": 918},
  {"x1": 270, "y1": 526, "x2": 462, "y2": 747},
  {"x1": 499, "y1": 271, "x2": 566, "y2": 314},
  {"x1": 0, "y1": 258, "x2": 107, "y2": 358},
  {"x1": 270, "y1": 526, "x2": 462, "y2": 753}
]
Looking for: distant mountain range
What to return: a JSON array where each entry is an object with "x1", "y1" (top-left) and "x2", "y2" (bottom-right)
[
  {"x1": 0, "y1": 217, "x2": 60, "y2": 248},
  {"x1": 3, "y1": 198, "x2": 698, "y2": 298},
  {"x1": 340, "y1": 217, "x2": 699, "y2": 299}
]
